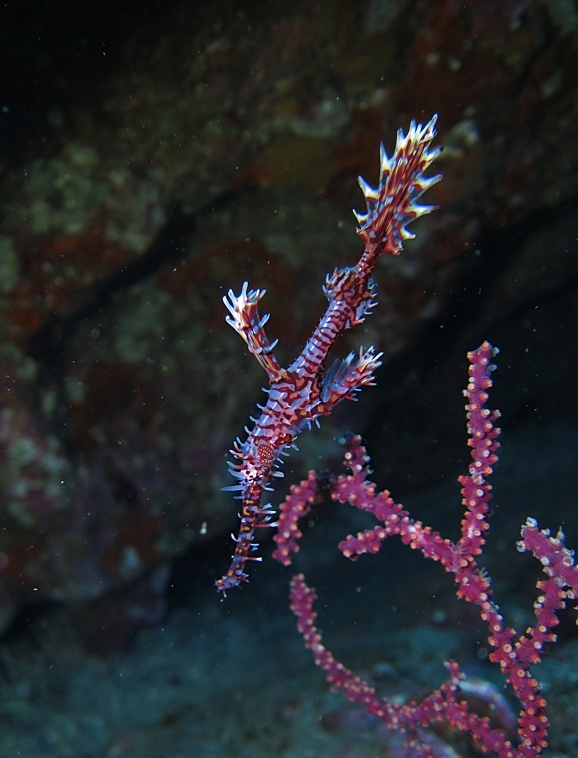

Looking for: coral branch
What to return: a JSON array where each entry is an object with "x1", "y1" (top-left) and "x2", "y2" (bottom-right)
[
  {"x1": 272, "y1": 471, "x2": 324, "y2": 566},
  {"x1": 284, "y1": 343, "x2": 578, "y2": 756}
]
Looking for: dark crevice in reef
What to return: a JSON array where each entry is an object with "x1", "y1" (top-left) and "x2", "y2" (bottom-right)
[
  {"x1": 366, "y1": 196, "x2": 578, "y2": 494},
  {"x1": 380, "y1": 196, "x2": 578, "y2": 392}
]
